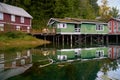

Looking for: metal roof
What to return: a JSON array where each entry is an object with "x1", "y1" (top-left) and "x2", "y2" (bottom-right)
[
  {"x1": 0, "y1": 2, "x2": 32, "y2": 18},
  {"x1": 48, "y1": 18, "x2": 107, "y2": 25}
]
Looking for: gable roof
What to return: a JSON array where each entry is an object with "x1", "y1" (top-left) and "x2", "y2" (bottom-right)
[
  {"x1": 108, "y1": 18, "x2": 120, "y2": 22},
  {"x1": 47, "y1": 18, "x2": 107, "y2": 26},
  {"x1": 0, "y1": 2, "x2": 32, "y2": 18}
]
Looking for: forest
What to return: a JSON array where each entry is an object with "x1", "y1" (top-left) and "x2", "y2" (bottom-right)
[{"x1": 0, "y1": 0, "x2": 119, "y2": 29}]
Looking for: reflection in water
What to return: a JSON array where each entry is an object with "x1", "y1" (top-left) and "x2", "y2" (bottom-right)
[
  {"x1": 0, "y1": 45, "x2": 120, "y2": 80},
  {"x1": 0, "y1": 50, "x2": 32, "y2": 80}
]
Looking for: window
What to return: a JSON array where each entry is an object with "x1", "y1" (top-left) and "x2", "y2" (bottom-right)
[
  {"x1": 96, "y1": 24, "x2": 104, "y2": 31},
  {"x1": 21, "y1": 17, "x2": 24, "y2": 23},
  {"x1": 11, "y1": 15, "x2": 15, "y2": 22},
  {"x1": 27, "y1": 26, "x2": 30, "y2": 33},
  {"x1": 96, "y1": 50, "x2": 104, "y2": 57},
  {"x1": 16, "y1": 26, "x2": 20, "y2": 31},
  {"x1": 75, "y1": 24, "x2": 80, "y2": 32},
  {"x1": 0, "y1": 12, "x2": 3, "y2": 20},
  {"x1": 57, "y1": 23, "x2": 67, "y2": 28},
  {"x1": 0, "y1": 24, "x2": 4, "y2": 31}
]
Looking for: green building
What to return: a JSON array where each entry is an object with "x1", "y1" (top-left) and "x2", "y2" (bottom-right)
[
  {"x1": 56, "y1": 47, "x2": 108, "y2": 61},
  {"x1": 47, "y1": 18, "x2": 108, "y2": 34}
]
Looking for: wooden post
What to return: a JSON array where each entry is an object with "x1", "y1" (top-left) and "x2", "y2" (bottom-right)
[
  {"x1": 62, "y1": 35, "x2": 64, "y2": 48},
  {"x1": 70, "y1": 34, "x2": 73, "y2": 48},
  {"x1": 67, "y1": 36, "x2": 69, "y2": 45},
  {"x1": 106, "y1": 35, "x2": 109, "y2": 45},
  {"x1": 91, "y1": 35, "x2": 92, "y2": 46},
  {"x1": 116, "y1": 35, "x2": 118, "y2": 44},
  {"x1": 53, "y1": 35, "x2": 55, "y2": 45},
  {"x1": 102, "y1": 35, "x2": 104, "y2": 45},
  {"x1": 97, "y1": 35, "x2": 99, "y2": 44},
  {"x1": 85, "y1": 34, "x2": 86, "y2": 46}
]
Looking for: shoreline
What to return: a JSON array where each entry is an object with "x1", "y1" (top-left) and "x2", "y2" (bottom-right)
[{"x1": 0, "y1": 38, "x2": 50, "y2": 50}]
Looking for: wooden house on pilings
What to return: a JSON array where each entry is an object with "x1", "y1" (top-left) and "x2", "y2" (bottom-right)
[
  {"x1": 33, "y1": 18, "x2": 120, "y2": 46},
  {"x1": 46, "y1": 18, "x2": 109, "y2": 46}
]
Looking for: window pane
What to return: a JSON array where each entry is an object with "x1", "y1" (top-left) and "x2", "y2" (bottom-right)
[
  {"x1": 11, "y1": 15, "x2": 15, "y2": 22},
  {"x1": 0, "y1": 12, "x2": 3, "y2": 20},
  {"x1": 21, "y1": 17, "x2": 24, "y2": 23}
]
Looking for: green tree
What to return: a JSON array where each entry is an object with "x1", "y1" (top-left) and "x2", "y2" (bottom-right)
[
  {"x1": 99, "y1": 0, "x2": 111, "y2": 22},
  {"x1": 109, "y1": 7, "x2": 119, "y2": 18}
]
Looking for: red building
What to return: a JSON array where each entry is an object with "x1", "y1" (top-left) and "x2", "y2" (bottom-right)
[
  {"x1": 108, "y1": 18, "x2": 120, "y2": 34},
  {"x1": 0, "y1": 2, "x2": 32, "y2": 33}
]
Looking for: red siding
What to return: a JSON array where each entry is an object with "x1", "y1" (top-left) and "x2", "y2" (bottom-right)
[
  {"x1": 108, "y1": 19, "x2": 120, "y2": 34},
  {"x1": 0, "y1": 13, "x2": 32, "y2": 33}
]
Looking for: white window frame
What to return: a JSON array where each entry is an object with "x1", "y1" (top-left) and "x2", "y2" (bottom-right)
[
  {"x1": 57, "y1": 23, "x2": 67, "y2": 28},
  {"x1": 11, "y1": 15, "x2": 15, "y2": 22},
  {"x1": 0, "y1": 24, "x2": 4, "y2": 31},
  {"x1": 96, "y1": 50, "x2": 104, "y2": 57},
  {"x1": 16, "y1": 26, "x2": 20, "y2": 31},
  {"x1": 96, "y1": 24, "x2": 104, "y2": 31},
  {"x1": 0, "y1": 12, "x2": 3, "y2": 20},
  {"x1": 21, "y1": 17, "x2": 24, "y2": 23}
]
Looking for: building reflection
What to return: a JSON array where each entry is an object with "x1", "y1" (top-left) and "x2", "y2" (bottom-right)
[{"x1": 0, "y1": 50, "x2": 32, "y2": 80}]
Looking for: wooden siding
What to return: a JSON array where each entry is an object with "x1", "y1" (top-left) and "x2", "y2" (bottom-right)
[
  {"x1": 81, "y1": 23, "x2": 108, "y2": 34},
  {"x1": 108, "y1": 19, "x2": 120, "y2": 34},
  {"x1": 0, "y1": 13, "x2": 31, "y2": 33},
  {"x1": 52, "y1": 22, "x2": 108, "y2": 34}
]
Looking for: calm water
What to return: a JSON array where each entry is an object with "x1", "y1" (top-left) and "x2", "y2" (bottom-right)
[{"x1": 0, "y1": 44, "x2": 120, "y2": 80}]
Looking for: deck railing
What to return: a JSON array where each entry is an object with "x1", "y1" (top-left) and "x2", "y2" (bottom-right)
[{"x1": 31, "y1": 28, "x2": 56, "y2": 35}]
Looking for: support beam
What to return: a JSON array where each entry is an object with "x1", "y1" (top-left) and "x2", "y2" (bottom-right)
[{"x1": 70, "y1": 35, "x2": 73, "y2": 48}]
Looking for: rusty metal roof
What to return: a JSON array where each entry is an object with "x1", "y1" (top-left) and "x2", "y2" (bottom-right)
[{"x1": 0, "y1": 2, "x2": 32, "y2": 18}]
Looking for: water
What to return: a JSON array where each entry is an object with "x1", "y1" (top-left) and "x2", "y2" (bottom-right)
[{"x1": 0, "y1": 44, "x2": 120, "y2": 80}]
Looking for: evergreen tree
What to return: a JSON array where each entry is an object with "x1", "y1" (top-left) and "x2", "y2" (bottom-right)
[{"x1": 109, "y1": 7, "x2": 119, "y2": 18}]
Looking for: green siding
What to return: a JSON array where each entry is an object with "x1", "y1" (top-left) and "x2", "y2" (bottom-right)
[
  {"x1": 81, "y1": 23, "x2": 108, "y2": 34},
  {"x1": 50, "y1": 22, "x2": 108, "y2": 34},
  {"x1": 81, "y1": 47, "x2": 108, "y2": 59},
  {"x1": 57, "y1": 50, "x2": 75, "y2": 59},
  {"x1": 60, "y1": 24, "x2": 75, "y2": 33}
]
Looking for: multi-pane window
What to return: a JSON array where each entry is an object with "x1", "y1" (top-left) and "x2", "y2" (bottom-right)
[
  {"x1": 75, "y1": 24, "x2": 80, "y2": 32},
  {"x1": 0, "y1": 24, "x2": 4, "y2": 31},
  {"x1": 11, "y1": 15, "x2": 15, "y2": 22},
  {"x1": 16, "y1": 26, "x2": 20, "y2": 31},
  {"x1": 21, "y1": 17, "x2": 24, "y2": 23},
  {"x1": 0, "y1": 12, "x2": 3, "y2": 20},
  {"x1": 96, "y1": 24, "x2": 104, "y2": 31},
  {"x1": 57, "y1": 23, "x2": 67, "y2": 28},
  {"x1": 96, "y1": 50, "x2": 104, "y2": 57}
]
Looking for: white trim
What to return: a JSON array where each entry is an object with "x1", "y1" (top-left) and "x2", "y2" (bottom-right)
[
  {"x1": 56, "y1": 32, "x2": 108, "y2": 35},
  {"x1": 57, "y1": 32, "x2": 81, "y2": 34},
  {"x1": 0, "y1": 21, "x2": 31, "y2": 26}
]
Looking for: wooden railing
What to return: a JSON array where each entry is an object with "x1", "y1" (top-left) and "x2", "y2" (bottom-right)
[{"x1": 31, "y1": 28, "x2": 56, "y2": 35}]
